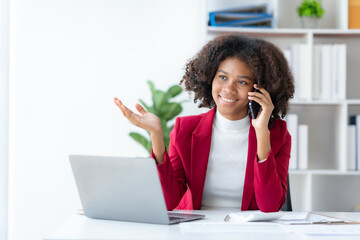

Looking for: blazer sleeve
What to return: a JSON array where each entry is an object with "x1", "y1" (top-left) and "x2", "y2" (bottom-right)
[
  {"x1": 253, "y1": 120, "x2": 291, "y2": 212},
  {"x1": 152, "y1": 118, "x2": 188, "y2": 210}
]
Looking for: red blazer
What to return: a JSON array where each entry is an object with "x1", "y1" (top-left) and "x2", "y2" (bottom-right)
[{"x1": 154, "y1": 108, "x2": 291, "y2": 212}]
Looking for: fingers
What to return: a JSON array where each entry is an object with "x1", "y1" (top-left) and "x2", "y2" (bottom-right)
[
  {"x1": 248, "y1": 85, "x2": 271, "y2": 103},
  {"x1": 254, "y1": 84, "x2": 271, "y2": 99},
  {"x1": 248, "y1": 85, "x2": 274, "y2": 115},
  {"x1": 114, "y1": 98, "x2": 126, "y2": 116},
  {"x1": 114, "y1": 98, "x2": 134, "y2": 118},
  {"x1": 135, "y1": 103, "x2": 147, "y2": 115},
  {"x1": 114, "y1": 98, "x2": 149, "y2": 128}
]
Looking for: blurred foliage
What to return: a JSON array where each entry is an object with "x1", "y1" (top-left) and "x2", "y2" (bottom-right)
[{"x1": 297, "y1": 0, "x2": 325, "y2": 18}]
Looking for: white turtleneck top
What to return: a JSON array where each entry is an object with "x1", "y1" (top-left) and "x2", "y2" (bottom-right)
[{"x1": 201, "y1": 110, "x2": 250, "y2": 208}]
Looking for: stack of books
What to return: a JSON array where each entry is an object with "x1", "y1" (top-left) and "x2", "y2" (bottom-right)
[
  {"x1": 312, "y1": 44, "x2": 347, "y2": 100},
  {"x1": 282, "y1": 43, "x2": 347, "y2": 100},
  {"x1": 286, "y1": 114, "x2": 309, "y2": 170},
  {"x1": 208, "y1": 3, "x2": 274, "y2": 28}
]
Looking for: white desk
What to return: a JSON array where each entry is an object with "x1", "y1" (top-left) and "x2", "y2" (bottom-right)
[{"x1": 45, "y1": 209, "x2": 360, "y2": 240}]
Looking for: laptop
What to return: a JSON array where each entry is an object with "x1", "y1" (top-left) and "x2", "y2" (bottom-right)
[{"x1": 69, "y1": 155, "x2": 205, "y2": 224}]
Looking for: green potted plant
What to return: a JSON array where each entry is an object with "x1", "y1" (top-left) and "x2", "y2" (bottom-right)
[
  {"x1": 297, "y1": 0, "x2": 325, "y2": 28},
  {"x1": 129, "y1": 80, "x2": 186, "y2": 155}
]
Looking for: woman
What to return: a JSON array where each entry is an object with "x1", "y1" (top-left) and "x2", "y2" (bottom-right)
[{"x1": 114, "y1": 34, "x2": 295, "y2": 212}]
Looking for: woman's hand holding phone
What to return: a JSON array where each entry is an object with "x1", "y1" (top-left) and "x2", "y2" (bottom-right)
[
  {"x1": 248, "y1": 85, "x2": 274, "y2": 161},
  {"x1": 248, "y1": 85, "x2": 274, "y2": 131}
]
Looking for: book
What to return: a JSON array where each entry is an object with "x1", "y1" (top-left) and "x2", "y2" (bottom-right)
[
  {"x1": 331, "y1": 44, "x2": 338, "y2": 99},
  {"x1": 290, "y1": 44, "x2": 299, "y2": 100},
  {"x1": 312, "y1": 44, "x2": 347, "y2": 100},
  {"x1": 298, "y1": 44, "x2": 311, "y2": 100},
  {"x1": 349, "y1": 0, "x2": 360, "y2": 29},
  {"x1": 347, "y1": 125, "x2": 356, "y2": 170},
  {"x1": 286, "y1": 114, "x2": 298, "y2": 169},
  {"x1": 350, "y1": 115, "x2": 360, "y2": 170},
  {"x1": 336, "y1": 44, "x2": 347, "y2": 100},
  {"x1": 281, "y1": 48, "x2": 292, "y2": 70},
  {"x1": 312, "y1": 44, "x2": 321, "y2": 99},
  {"x1": 320, "y1": 44, "x2": 332, "y2": 99},
  {"x1": 298, "y1": 124, "x2": 308, "y2": 170}
]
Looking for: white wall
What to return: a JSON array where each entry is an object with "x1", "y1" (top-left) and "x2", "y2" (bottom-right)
[
  {"x1": 1, "y1": 0, "x2": 9, "y2": 239},
  {"x1": 9, "y1": 0, "x2": 205, "y2": 239}
]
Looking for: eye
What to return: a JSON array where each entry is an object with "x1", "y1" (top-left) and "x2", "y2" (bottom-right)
[
  {"x1": 237, "y1": 80, "x2": 248, "y2": 85},
  {"x1": 218, "y1": 75, "x2": 227, "y2": 80}
]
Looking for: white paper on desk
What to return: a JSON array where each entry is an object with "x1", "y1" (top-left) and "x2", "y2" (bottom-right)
[
  {"x1": 273, "y1": 212, "x2": 350, "y2": 225},
  {"x1": 282, "y1": 224, "x2": 360, "y2": 235},
  {"x1": 271, "y1": 212, "x2": 309, "y2": 224},
  {"x1": 180, "y1": 222, "x2": 284, "y2": 234},
  {"x1": 277, "y1": 212, "x2": 309, "y2": 220}
]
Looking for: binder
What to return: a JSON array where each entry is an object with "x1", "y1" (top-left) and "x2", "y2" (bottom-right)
[
  {"x1": 349, "y1": 0, "x2": 360, "y2": 29},
  {"x1": 209, "y1": 3, "x2": 269, "y2": 15},
  {"x1": 209, "y1": 12, "x2": 272, "y2": 27},
  {"x1": 208, "y1": 3, "x2": 274, "y2": 28},
  {"x1": 221, "y1": 16, "x2": 274, "y2": 28}
]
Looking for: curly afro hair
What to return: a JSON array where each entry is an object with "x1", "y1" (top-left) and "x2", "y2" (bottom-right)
[{"x1": 180, "y1": 34, "x2": 295, "y2": 122}]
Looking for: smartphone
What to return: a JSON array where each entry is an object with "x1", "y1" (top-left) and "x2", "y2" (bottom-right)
[{"x1": 249, "y1": 89, "x2": 261, "y2": 119}]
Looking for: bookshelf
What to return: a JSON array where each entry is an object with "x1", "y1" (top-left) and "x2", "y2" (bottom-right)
[{"x1": 204, "y1": 0, "x2": 360, "y2": 212}]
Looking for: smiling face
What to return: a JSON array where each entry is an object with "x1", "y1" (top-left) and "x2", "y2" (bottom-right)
[{"x1": 212, "y1": 57, "x2": 255, "y2": 120}]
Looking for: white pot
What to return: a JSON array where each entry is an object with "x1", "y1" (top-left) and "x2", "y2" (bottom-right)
[{"x1": 300, "y1": 17, "x2": 319, "y2": 29}]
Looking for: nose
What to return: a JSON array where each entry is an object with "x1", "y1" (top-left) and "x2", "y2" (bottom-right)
[{"x1": 223, "y1": 81, "x2": 236, "y2": 93}]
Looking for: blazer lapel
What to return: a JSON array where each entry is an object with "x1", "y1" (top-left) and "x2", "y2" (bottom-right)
[
  {"x1": 241, "y1": 122, "x2": 257, "y2": 210},
  {"x1": 190, "y1": 108, "x2": 216, "y2": 209}
]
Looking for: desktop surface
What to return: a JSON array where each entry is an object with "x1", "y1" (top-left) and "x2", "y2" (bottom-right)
[{"x1": 45, "y1": 209, "x2": 360, "y2": 240}]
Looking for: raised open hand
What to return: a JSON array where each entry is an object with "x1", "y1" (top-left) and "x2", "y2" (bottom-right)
[{"x1": 114, "y1": 97, "x2": 162, "y2": 135}]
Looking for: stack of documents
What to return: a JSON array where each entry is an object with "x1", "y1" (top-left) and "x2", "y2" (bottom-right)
[
  {"x1": 208, "y1": 4, "x2": 274, "y2": 28},
  {"x1": 224, "y1": 210, "x2": 353, "y2": 225},
  {"x1": 180, "y1": 211, "x2": 360, "y2": 236}
]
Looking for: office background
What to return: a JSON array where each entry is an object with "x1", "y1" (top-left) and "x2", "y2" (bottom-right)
[
  {"x1": 2, "y1": 0, "x2": 360, "y2": 240},
  {"x1": 1, "y1": 0, "x2": 207, "y2": 240}
]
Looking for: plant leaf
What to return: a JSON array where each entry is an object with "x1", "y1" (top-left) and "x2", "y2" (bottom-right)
[
  {"x1": 153, "y1": 90, "x2": 167, "y2": 113},
  {"x1": 161, "y1": 103, "x2": 182, "y2": 121},
  {"x1": 167, "y1": 85, "x2": 182, "y2": 98},
  {"x1": 129, "y1": 132, "x2": 152, "y2": 154},
  {"x1": 128, "y1": 80, "x2": 185, "y2": 154},
  {"x1": 147, "y1": 80, "x2": 156, "y2": 96}
]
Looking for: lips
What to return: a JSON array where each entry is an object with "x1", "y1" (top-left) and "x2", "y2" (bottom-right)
[{"x1": 220, "y1": 95, "x2": 238, "y2": 103}]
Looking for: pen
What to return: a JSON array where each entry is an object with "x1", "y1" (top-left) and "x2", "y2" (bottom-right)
[
  {"x1": 311, "y1": 221, "x2": 346, "y2": 224},
  {"x1": 291, "y1": 221, "x2": 346, "y2": 225}
]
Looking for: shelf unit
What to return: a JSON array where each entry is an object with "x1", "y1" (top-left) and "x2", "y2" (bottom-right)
[{"x1": 204, "y1": 0, "x2": 360, "y2": 211}]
